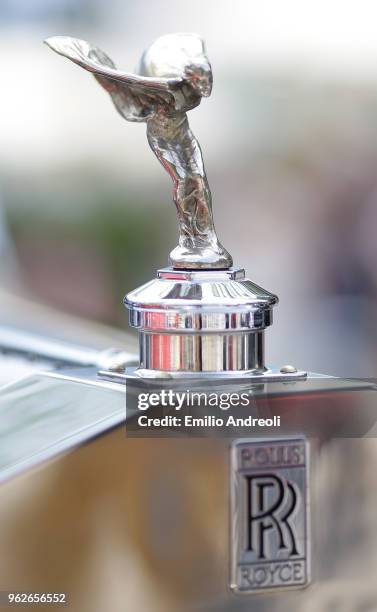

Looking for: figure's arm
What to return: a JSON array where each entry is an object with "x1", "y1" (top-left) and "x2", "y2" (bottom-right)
[{"x1": 44, "y1": 36, "x2": 179, "y2": 121}]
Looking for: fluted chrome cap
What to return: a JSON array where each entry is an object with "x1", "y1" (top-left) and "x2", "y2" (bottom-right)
[
  {"x1": 124, "y1": 268, "x2": 278, "y2": 374},
  {"x1": 125, "y1": 268, "x2": 278, "y2": 333}
]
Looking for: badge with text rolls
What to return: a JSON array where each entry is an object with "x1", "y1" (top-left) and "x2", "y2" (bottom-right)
[{"x1": 230, "y1": 437, "x2": 310, "y2": 594}]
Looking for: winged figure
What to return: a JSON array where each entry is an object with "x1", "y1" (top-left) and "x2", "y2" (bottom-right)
[{"x1": 45, "y1": 33, "x2": 232, "y2": 269}]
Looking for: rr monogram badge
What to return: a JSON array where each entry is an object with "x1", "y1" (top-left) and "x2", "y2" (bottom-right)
[{"x1": 230, "y1": 438, "x2": 310, "y2": 594}]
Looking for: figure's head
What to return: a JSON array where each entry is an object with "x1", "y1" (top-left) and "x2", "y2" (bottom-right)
[{"x1": 139, "y1": 33, "x2": 213, "y2": 97}]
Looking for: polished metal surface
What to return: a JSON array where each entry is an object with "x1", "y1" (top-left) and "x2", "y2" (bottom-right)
[
  {"x1": 280, "y1": 364, "x2": 298, "y2": 374},
  {"x1": 230, "y1": 438, "x2": 310, "y2": 594},
  {"x1": 45, "y1": 34, "x2": 232, "y2": 269},
  {"x1": 125, "y1": 268, "x2": 277, "y2": 331},
  {"x1": 0, "y1": 326, "x2": 137, "y2": 370},
  {"x1": 0, "y1": 368, "x2": 127, "y2": 484},
  {"x1": 139, "y1": 329, "x2": 265, "y2": 373},
  {"x1": 124, "y1": 267, "x2": 278, "y2": 374},
  {"x1": 98, "y1": 365, "x2": 308, "y2": 383}
]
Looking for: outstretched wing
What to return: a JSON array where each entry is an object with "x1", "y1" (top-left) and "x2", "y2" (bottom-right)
[{"x1": 45, "y1": 36, "x2": 182, "y2": 121}]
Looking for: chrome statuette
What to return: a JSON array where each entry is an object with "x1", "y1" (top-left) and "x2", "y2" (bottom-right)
[
  {"x1": 45, "y1": 33, "x2": 231, "y2": 270},
  {"x1": 46, "y1": 32, "x2": 297, "y2": 379}
]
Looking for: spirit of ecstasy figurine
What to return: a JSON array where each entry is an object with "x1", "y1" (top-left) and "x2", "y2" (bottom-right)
[
  {"x1": 46, "y1": 33, "x2": 305, "y2": 379},
  {"x1": 45, "y1": 33, "x2": 232, "y2": 270}
]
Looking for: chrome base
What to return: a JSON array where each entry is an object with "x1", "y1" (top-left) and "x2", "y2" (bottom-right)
[
  {"x1": 139, "y1": 330, "x2": 265, "y2": 372},
  {"x1": 124, "y1": 267, "x2": 278, "y2": 376}
]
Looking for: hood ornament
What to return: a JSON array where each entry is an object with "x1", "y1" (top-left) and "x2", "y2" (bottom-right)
[
  {"x1": 46, "y1": 33, "x2": 305, "y2": 379},
  {"x1": 45, "y1": 33, "x2": 231, "y2": 270}
]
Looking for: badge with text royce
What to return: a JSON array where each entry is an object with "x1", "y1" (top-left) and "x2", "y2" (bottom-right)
[{"x1": 230, "y1": 438, "x2": 310, "y2": 594}]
